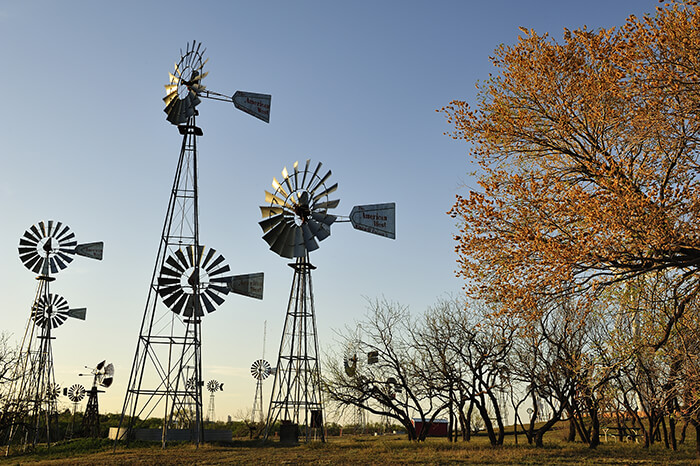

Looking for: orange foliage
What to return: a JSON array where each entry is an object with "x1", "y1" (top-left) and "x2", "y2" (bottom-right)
[{"x1": 442, "y1": 1, "x2": 700, "y2": 318}]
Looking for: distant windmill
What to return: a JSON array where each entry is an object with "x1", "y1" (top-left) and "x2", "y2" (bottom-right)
[
  {"x1": 206, "y1": 380, "x2": 223, "y2": 422},
  {"x1": 343, "y1": 353, "x2": 366, "y2": 433},
  {"x1": 260, "y1": 160, "x2": 395, "y2": 442},
  {"x1": 64, "y1": 384, "x2": 86, "y2": 439},
  {"x1": 251, "y1": 321, "x2": 271, "y2": 424},
  {"x1": 3, "y1": 220, "x2": 102, "y2": 451},
  {"x1": 80, "y1": 360, "x2": 114, "y2": 438}
]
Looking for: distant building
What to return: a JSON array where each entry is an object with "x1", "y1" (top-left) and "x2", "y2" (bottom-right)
[{"x1": 412, "y1": 418, "x2": 448, "y2": 437}]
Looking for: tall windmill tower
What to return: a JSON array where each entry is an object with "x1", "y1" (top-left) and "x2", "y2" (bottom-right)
[
  {"x1": 116, "y1": 41, "x2": 269, "y2": 447},
  {"x1": 3, "y1": 221, "x2": 102, "y2": 452},
  {"x1": 259, "y1": 160, "x2": 395, "y2": 442}
]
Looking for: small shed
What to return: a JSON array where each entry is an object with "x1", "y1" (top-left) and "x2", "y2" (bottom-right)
[{"x1": 412, "y1": 418, "x2": 448, "y2": 437}]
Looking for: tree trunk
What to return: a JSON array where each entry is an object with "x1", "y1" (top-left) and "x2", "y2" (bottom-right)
[
  {"x1": 661, "y1": 417, "x2": 669, "y2": 449},
  {"x1": 679, "y1": 418, "x2": 688, "y2": 445},
  {"x1": 588, "y1": 406, "x2": 600, "y2": 449},
  {"x1": 404, "y1": 419, "x2": 417, "y2": 441},
  {"x1": 692, "y1": 419, "x2": 700, "y2": 455},
  {"x1": 534, "y1": 430, "x2": 545, "y2": 447},
  {"x1": 464, "y1": 400, "x2": 474, "y2": 442},
  {"x1": 567, "y1": 414, "x2": 577, "y2": 442},
  {"x1": 476, "y1": 400, "x2": 498, "y2": 446}
]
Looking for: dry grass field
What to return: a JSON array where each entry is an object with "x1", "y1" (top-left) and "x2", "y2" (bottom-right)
[{"x1": 2, "y1": 432, "x2": 700, "y2": 465}]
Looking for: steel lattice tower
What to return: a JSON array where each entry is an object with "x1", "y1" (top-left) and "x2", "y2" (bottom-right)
[
  {"x1": 264, "y1": 257, "x2": 325, "y2": 442},
  {"x1": 258, "y1": 160, "x2": 394, "y2": 443},
  {"x1": 252, "y1": 376, "x2": 265, "y2": 424},
  {"x1": 118, "y1": 119, "x2": 208, "y2": 446},
  {"x1": 116, "y1": 41, "x2": 270, "y2": 448},
  {"x1": 3, "y1": 221, "x2": 101, "y2": 454},
  {"x1": 82, "y1": 387, "x2": 101, "y2": 438},
  {"x1": 206, "y1": 393, "x2": 215, "y2": 423},
  {"x1": 4, "y1": 277, "x2": 59, "y2": 450}
]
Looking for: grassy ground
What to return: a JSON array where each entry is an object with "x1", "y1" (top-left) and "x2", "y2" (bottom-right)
[{"x1": 2, "y1": 434, "x2": 699, "y2": 465}]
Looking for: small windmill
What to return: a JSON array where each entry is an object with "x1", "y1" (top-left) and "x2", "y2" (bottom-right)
[
  {"x1": 250, "y1": 321, "x2": 271, "y2": 425},
  {"x1": 343, "y1": 354, "x2": 366, "y2": 433},
  {"x1": 260, "y1": 160, "x2": 395, "y2": 442},
  {"x1": 251, "y1": 359, "x2": 271, "y2": 424},
  {"x1": 3, "y1": 220, "x2": 102, "y2": 451},
  {"x1": 117, "y1": 40, "x2": 269, "y2": 447},
  {"x1": 205, "y1": 380, "x2": 223, "y2": 422},
  {"x1": 80, "y1": 360, "x2": 114, "y2": 438},
  {"x1": 63, "y1": 384, "x2": 86, "y2": 439}
]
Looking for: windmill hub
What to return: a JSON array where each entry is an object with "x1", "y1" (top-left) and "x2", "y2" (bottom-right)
[
  {"x1": 183, "y1": 267, "x2": 207, "y2": 293},
  {"x1": 293, "y1": 198, "x2": 311, "y2": 225},
  {"x1": 42, "y1": 238, "x2": 54, "y2": 254}
]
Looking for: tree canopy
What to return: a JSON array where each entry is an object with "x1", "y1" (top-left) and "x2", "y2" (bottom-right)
[{"x1": 442, "y1": 0, "x2": 700, "y2": 318}]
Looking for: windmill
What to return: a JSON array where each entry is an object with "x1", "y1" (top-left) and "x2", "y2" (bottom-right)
[
  {"x1": 117, "y1": 40, "x2": 269, "y2": 448},
  {"x1": 3, "y1": 220, "x2": 102, "y2": 451},
  {"x1": 80, "y1": 360, "x2": 114, "y2": 438},
  {"x1": 343, "y1": 354, "x2": 366, "y2": 433},
  {"x1": 260, "y1": 160, "x2": 395, "y2": 442},
  {"x1": 63, "y1": 384, "x2": 86, "y2": 439},
  {"x1": 251, "y1": 359, "x2": 271, "y2": 424},
  {"x1": 205, "y1": 380, "x2": 223, "y2": 423},
  {"x1": 250, "y1": 321, "x2": 271, "y2": 425}
]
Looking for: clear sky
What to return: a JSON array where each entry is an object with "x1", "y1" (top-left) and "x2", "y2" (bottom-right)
[{"x1": 0, "y1": 0, "x2": 659, "y2": 422}]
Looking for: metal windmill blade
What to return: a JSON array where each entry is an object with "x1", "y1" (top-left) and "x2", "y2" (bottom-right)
[
  {"x1": 46, "y1": 383, "x2": 61, "y2": 401},
  {"x1": 98, "y1": 362, "x2": 114, "y2": 388},
  {"x1": 251, "y1": 359, "x2": 271, "y2": 380},
  {"x1": 164, "y1": 40, "x2": 208, "y2": 125},
  {"x1": 163, "y1": 40, "x2": 271, "y2": 125},
  {"x1": 18, "y1": 221, "x2": 76, "y2": 275},
  {"x1": 32, "y1": 294, "x2": 69, "y2": 329},
  {"x1": 259, "y1": 160, "x2": 339, "y2": 258},
  {"x1": 66, "y1": 384, "x2": 86, "y2": 403},
  {"x1": 206, "y1": 380, "x2": 223, "y2": 393},
  {"x1": 185, "y1": 377, "x2": 198, "y2": 391},
  {"x1": 18, "y1": 221, "x2": 103, "y2": 276},
  {"x1": 157, "y1": 245, "x2": 232, "y2": 317}
]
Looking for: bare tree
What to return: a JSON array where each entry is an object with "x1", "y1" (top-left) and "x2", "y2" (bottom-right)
[
  {"x1": 507, "y1": 296, "x2": 598, "y2": 448},
  {"x1": 0, "y1": 333, "x2": 22, "y2": 439},
  {"x1": 323, "y1": 298, "x2": 449, "y2": 441}
]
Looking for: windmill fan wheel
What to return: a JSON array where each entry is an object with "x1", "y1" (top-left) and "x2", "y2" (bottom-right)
[
  {"x1": 32, "y1": 294, "x2": 70, "y2": 329},
  {"x1": 46, "y1": 383, "x2": 61, "y2": 401},
  {"x1": 186, "y1": 377, "x2": 198, "y2": 391},
  {"x1": 94, "y1": 360, "x2": 114, "y2": 388},
  {"x1": 259, "y1": 159, "x2": 339, "y2": 259},
  {"x1": 157, "y1": 245, "x2": 231, "y2": 317},
  {"x1": 164, "y1": 40, "x2": 208, "y2": 125},
  {"x1": 18, "y1": 220, "x2": 77, "y2": 275},
  {"x1": 251, "y1": 359, "x2": 271, "y2": 380},
  {"x1": 206, "y1": 380, "x2": 221, "y2": 393},
  {"x1": 67, "y1": 384, "x2": 86, "y2": 403}
]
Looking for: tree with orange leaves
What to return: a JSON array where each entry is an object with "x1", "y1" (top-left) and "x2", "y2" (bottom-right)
[{"x1": 442, "y1": 1, "x2": 700, "y2": 327}]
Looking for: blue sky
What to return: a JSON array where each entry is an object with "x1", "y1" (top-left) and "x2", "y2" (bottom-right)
[{"x1": 0, "y1": 1, "x2": 659, "y2": 421}]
